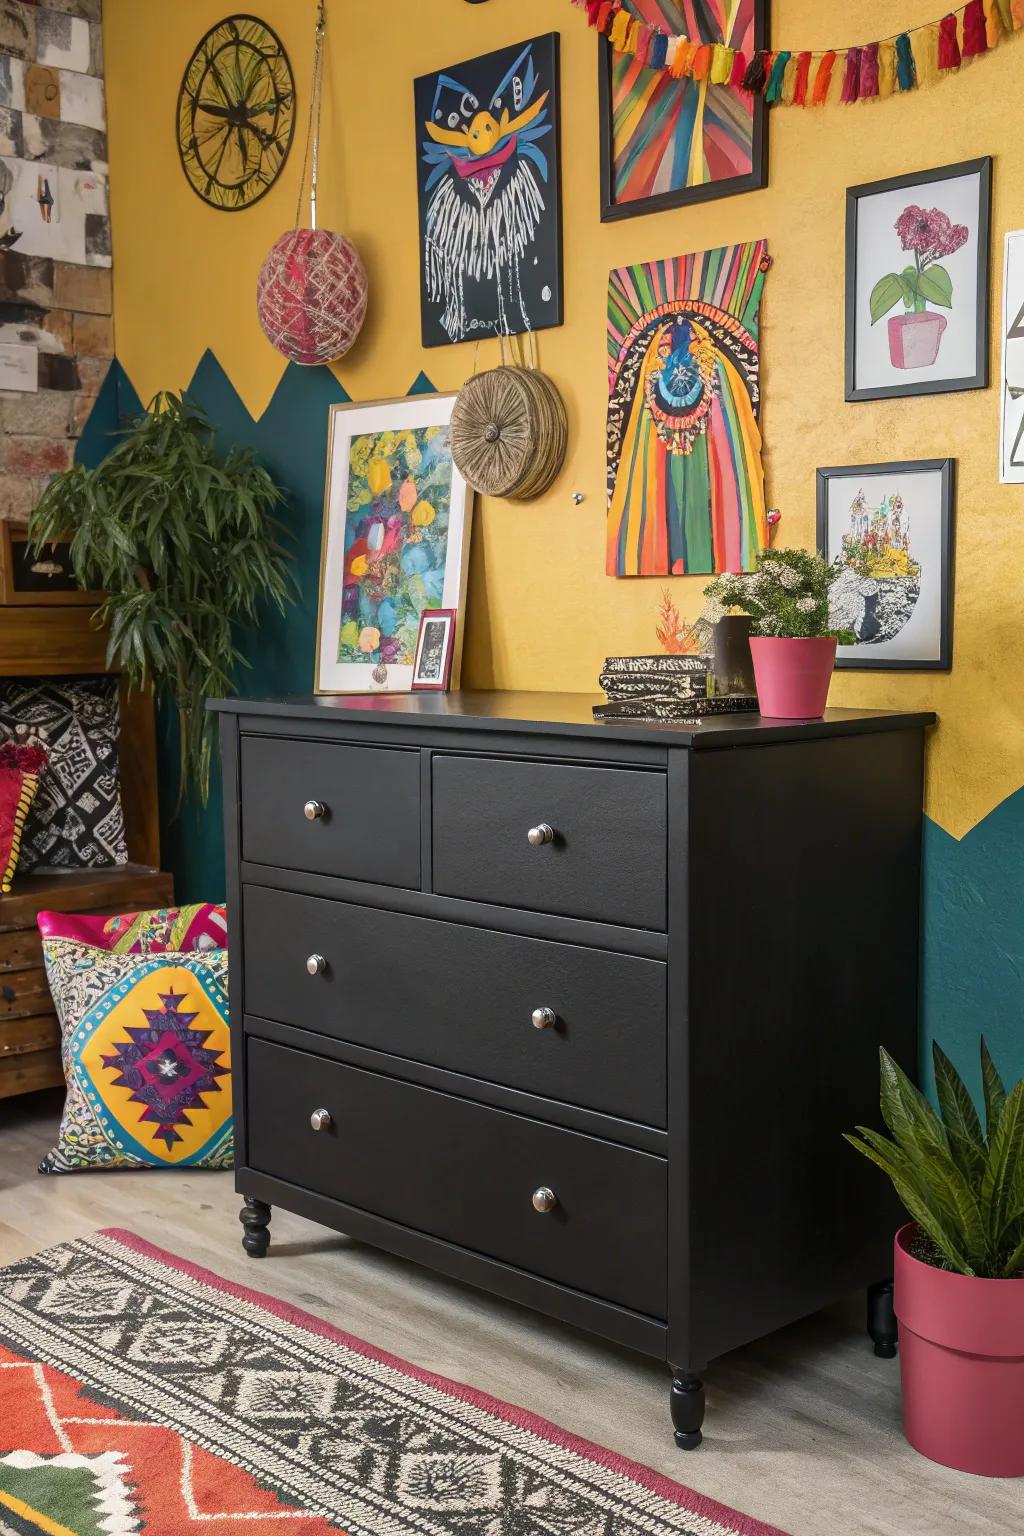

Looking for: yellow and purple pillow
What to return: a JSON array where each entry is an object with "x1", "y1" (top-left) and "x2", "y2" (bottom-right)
[{"x1": 38, "y1": 902, "x2": 227, "y2": 954}]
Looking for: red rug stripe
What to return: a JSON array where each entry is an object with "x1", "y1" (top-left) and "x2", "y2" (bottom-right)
[{"x1": 99, "y1": 1227, "x2": 790, "y2": 1536}]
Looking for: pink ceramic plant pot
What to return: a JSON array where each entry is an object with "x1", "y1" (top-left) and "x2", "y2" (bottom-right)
[
  {"x1": 895, "y1": 1224, "x2": 1024, "y2": 1477},
  {"x1": 748, "y1": 636, "x2": 836, "y2": 719},
  {"x1": 887, "y1": 310, "x2": 947, "y2": 369}
]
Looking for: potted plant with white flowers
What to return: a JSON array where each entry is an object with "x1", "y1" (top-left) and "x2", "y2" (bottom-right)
[{"x1": 704, "y1": 549, "x2": 853, "y2": 719}]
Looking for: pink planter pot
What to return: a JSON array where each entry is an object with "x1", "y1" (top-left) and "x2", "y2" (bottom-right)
[
  {"x1": 895, "y1": 1224, "x2": 1024, "y2": 1477},
  {"x1": 748, "y1": 636, "x2": 836, "y2": 719},
  {"x1": 887, "y1": 310, "x2": 947, "y2": 369}
]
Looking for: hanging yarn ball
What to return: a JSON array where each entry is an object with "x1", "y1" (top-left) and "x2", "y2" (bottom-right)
[
  {"x1": 450, "y1": 366, "x2": 567, "y2": 501},
  {"x1": 256, "y1": 228, "x2": 368, "y2": 366}
]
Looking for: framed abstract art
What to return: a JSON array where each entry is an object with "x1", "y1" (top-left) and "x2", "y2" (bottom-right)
[
  {"x1": 817, "y1": 459, "x2": 955, "y2": 672},
  {"x1": 414, "y1": 33, "x2": 563, "y2": 347},
  {"x1": 315, "y1": 397, "x2": 473, "y2": 695},
  {"x1": 598, "y1": 0, "x2": 767, "y2": 222},
  {"x1": 845, "y1": 159, "x2": 991, "y2": 402}
]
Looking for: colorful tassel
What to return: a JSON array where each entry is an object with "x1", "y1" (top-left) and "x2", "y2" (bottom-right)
[
  {"x1": 634, "y1": 24, "x2": 652, "y2": 65},
  {"x1": 595, "y1": 1, "x2": 613, "y2": 30},
  {"x1": 729, "y1": 50, "x2": 747, "y2": 87},
  {"x1": 1014, "y1": 0, "x2": 1024, "y2": 27},
  {"x1": 912, "y1": 22, "x2": 940, "y2": 84},
  {"x1": 649, "y1": 31, "x2": 668, "y2": 68},
  {"x1": 624, "y1": 18, "x2": 642, "y2": 53},
  {"x1": 938, "y1": 14, "x2": 962, "y2": 67},
  {"x1": 765, "y1": 49, "x2": 791, "y2": 102},
  {"x1": 859, "y1": 41, "x2": 880, "y2": 97},
  {"x1": 780, "y1": 54, "x2": 798, "y2": 104},
  {"x1": 664, "y1": 35, "x2": 680, "y2": 70},
  {"x1": 878, "y1": 39, "x2": 895, "y2": 95},
  {"x1": 710, "y1": 44, "x2": 734, "y2": 84},
  {"x1": 792, "y1": 51, "x2": 812, "y2": 104},
  {"x1": 984, "y1": 0, "x2": 1004, "y2": 44},
  {"x1": 741, "y1": 50, "x2": 770, "y2": 93},
  {"x1": 962, "y1": 0, "x2": 988, "y2": 52},
  {"x1": 841, "y1": 47, "x2": 862, "y2": 101},
  {"x1": 608, "y1": 7, "x2": 630, "y2": 50},
  {"x1": 585, "y1": 0, "x2": 602, "y2": 25},
  {"x1": 895, "y1": 32, "x2": 916, "y2": 89},
  {"x1": 996, "y1": 0, "x2": 1014, "y2": 28},
  {"x1": 691, "y1": 43, "x2": 714, "y2": 79},
  {"x1": 672, "y1": 40, "x2": 697, "y2": 76},
  {"x1": 811, "y1": 49, "x2": 837, "y2": 104}
]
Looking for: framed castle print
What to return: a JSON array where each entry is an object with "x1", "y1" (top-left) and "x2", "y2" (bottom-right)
[{"x1": 315, "y1": 396, "x2": 473, "y2": 695}]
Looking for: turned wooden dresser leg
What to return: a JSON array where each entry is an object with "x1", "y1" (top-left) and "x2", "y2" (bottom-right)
[
  {"x1": 670, "y1": 1370, "x2": 705, "y2": 1450},
  {"x1": 240, "y1": 1197, "x2": 272, "y2": 1258}
]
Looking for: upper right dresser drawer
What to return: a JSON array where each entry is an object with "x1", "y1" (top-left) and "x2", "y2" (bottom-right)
[{"x1": 431, "y1": 755, "x2": 667, "y2": 930}]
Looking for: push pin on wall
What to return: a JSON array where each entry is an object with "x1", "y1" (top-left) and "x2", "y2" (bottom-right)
[{"x1": 571, "y1": 491, "x2": 585, "y2": 505}]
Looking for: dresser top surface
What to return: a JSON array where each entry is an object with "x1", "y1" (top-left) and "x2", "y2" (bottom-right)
[{"x1": 210, "y1": 690, "x2": 935, "y2": 749}]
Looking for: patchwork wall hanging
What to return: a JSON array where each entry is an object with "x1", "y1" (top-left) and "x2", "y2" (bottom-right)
[
  {"x1": 598, "y1": 0, "x2": 767, "y2": 220},
  {"x1": 606, "y1": 240, "x2": 770, "y2": 578},
  {"x1": 414, "y1": 33, "x2": 563, "y2": 348}
]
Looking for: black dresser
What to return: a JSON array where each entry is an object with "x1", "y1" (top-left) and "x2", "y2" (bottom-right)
[{"x1": 213, "y1": 691, "x2": 934, "y2": 1447}]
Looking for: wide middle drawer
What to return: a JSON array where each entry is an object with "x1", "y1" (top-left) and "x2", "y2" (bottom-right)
[
  {"x1": 247, "y1": 1037, "x2": 668, "y2": 1317},
  {"x1": 243, "y1": 885, "x2": 666, "y2": 1127}
]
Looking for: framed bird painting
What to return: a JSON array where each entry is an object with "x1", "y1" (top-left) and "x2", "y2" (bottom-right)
[{"x1": 414, "y1": 33, "x2": 563, "y2": 349}]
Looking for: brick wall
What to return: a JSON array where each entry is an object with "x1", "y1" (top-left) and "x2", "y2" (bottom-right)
[{"x1": 0, "y1": 0, "x2": 110, "y2": 523}]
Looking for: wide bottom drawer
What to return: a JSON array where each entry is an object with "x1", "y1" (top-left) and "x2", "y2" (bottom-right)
[{"x1": 247, "y1": 1038, "x2": 667, "y2": 1318}]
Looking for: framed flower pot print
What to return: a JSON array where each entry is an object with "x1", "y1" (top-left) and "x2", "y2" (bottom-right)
[
  {"x1": 598, "y1": 0, "x2": 768, "y2": 223},
  {"x1": 845, "y1": 159, "x2": 991, "y2": 401},
  {"x1": 817, "y1": 459, "x2": 955, "y2": 672},
  {"x1": 315, "y1": 396, "x2": 473, "y2": 695}
]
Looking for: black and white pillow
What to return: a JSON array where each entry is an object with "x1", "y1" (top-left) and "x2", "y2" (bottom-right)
[{"x1": 0, "y1": 677, "x2": 129, "y2": 870}]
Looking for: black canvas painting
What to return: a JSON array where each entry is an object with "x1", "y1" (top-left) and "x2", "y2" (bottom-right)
[{"x1": 414, "y1": 33, "x2": 563, "y2": 349}]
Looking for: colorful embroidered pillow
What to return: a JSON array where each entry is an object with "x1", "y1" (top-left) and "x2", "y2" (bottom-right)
[
  {"x1": 38, "y1": 902, "x2": 228, "y2": 955},
  {"x1": 39, "y1": 939, "x2": 233, "y2": 1175},
  {"x1": 0, "y1": 741, "x2": 48, "y2": 893},
  {"x1": 0, "y1": 676, "x2": 128, "y2": 870}
]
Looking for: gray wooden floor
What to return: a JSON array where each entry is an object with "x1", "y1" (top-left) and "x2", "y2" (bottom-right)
[{"x1": 1, "y1": 1090, "x2": 1020, "y2": 1536}]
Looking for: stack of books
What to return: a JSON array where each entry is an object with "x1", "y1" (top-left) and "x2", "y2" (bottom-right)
[{"x1": 594, "y1": 654, "x2": 759, "y2": 723}]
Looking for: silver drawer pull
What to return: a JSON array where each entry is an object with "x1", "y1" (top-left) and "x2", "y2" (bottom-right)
[
  {"x1": 304, "y1": 799, "x2": 326, "y2": 821},
  {"x1": 531, "y1": 1006, "x2": 557, "y2": 1030},
  {"x1": 527, "y1": 822, "x2": 555, "y2": 847},
  {"x1": 310, "y1": 1108, "x2": 332, "y2": 1132},
  {"x1": 306, "y1": 953, "x2": 327, "y2": 977},
  {"x1": 531, "y1": 1186, "x2": 557, "y2": 1214}
]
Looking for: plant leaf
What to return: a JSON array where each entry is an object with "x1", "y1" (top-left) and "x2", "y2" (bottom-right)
[
  {"x1": 981, "y1": 1037, "x2": 1007, "y2": 1143},
  {"x1": 982, "y1": 1079, "x2": 1024, "y2": 1240},
  {"x1": 870, "y1": 272, "x2": 905, "y2": 324},
  {"x1": 933, "y1": 1042, "x2": 986, "y2": 1181},
  {"x1": 917, "y1": 263, "x2": 953, "y2": 308}
]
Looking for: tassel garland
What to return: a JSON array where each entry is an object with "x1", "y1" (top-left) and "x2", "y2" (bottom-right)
[
  {"x1": 859, "y1": 40, "x2": 880, "y2": 96},
  {"x1": 811, "y1": 49, "x2": 837, "y2": 104},
  {"x1": 938, "y1": 13, "x2": 962, "y2": 66},
  {"x1": 792, "y1": 50, "x2": 812, "y2": 104},
  {"x1": 962, "y1": 0, "x2": 988, "y2": 52}
]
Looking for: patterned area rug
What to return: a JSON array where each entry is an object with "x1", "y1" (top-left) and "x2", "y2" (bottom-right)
[{"x1": 0, "y1": 1231, "x2": 787, "y2": 1535}]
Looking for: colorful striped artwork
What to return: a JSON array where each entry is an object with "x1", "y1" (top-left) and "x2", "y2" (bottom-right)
[
  {"x1": 606, "y1": 241, "x2": 770, "y2": 578},
  {"x1": 605, "y1": 0, "x2": 761, "y2": 211}
]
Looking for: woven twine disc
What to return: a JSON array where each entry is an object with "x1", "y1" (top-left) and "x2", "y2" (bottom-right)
[
  {"x1": 450, "y1": 366, "x2": 567, "y2": 501},
  {"x1": 257, "y1": 228, "x2": 368, "y2": 366}
]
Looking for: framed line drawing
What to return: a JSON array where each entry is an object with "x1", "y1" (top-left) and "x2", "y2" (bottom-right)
[
  {"x1": 315, "y1": 395, "x2": 473, "y2": 695},
  {"x1": 817, "y1": 458, "x2": 955, "y2": 672},
  {"x1": 845, "y1": 158, "x2": 991, "y2": 402},
  {"x1": 999, "y1": 229, "x2": 1024, "y2": 484}
]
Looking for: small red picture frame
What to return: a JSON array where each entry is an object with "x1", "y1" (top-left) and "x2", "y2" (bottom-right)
[{"x1": 411, "y1": 608, "x2": 457, "y2": 692}]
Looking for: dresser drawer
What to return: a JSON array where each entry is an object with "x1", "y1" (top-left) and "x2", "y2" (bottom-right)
[
  {"x1": 241, "y1": 736, "x2": 420, "y2": 887},
  {"x1": 432, "y1": 756, "x2": 666, "y2": 929},
  {"x1": 247, "y1": 1038, "x2": 667, "y2": 1316},
  {"x1": 243, "y1": 885, "x2": 666, "y2": 1126}
]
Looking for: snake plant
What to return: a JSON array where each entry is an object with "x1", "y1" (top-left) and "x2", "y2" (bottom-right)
[
  {"x1": 29, "y1": 392, "x2": 293, "y2": 806},
  {"x1": 846, "y1": 1041, "x2": 1024, "y2": 1279}
]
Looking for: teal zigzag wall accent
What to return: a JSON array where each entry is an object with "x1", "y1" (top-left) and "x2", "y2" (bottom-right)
[{"x1": 77, "y1": 354, "x2": 1024, "y2": 1096}]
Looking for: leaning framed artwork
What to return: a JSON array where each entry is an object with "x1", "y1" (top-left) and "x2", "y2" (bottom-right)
[
  {"x1": 414, "y1": 33, "x2": 563, "y2": 348},
  {"x1": 598, "y1": 0, "x2": 767, "y2": 223},
  {"x1": 817, "y1": 459, "x2": 955, "y2": 672},
  {"x1": 845, "y1": 158, "x2": 991, "y2": 402},
  {"x1": 315, "y1": 397, "x2": 473, "y2": 695},
  {"x1": 999, "y1": 230, "x2": 1024, "y2": 484}
]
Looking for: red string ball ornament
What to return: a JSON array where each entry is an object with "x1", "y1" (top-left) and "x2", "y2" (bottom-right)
[{"x1": 257, "y1": 228, "x2": 368, "y2": 366}]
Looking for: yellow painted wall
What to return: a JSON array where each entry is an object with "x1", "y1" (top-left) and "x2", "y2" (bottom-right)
[{"x1": 103, "y1": 0, "x2": 1024, "y2": 839}]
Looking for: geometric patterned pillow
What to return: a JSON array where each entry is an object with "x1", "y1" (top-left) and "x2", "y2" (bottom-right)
[
  {"x1": 0, "y1": 676, "x2": 129, "y2": 870},
  {"x1": 38, "y1": 939, "x2": 233, "y2": 1175},
  {"x1": 37, "y1": 903, "x2": 228, "y2": 954}
]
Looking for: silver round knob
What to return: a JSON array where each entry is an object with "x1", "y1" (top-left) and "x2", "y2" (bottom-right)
[
  {"x1": 304, "y1": 799, "x2": 326, "y2": 821},
  {"x1": 306, "y1": 953, "x2": 326, "y2": 976},
  {"x1": 531, "y1": 1186, "x2": 557, "y2": 1214},
  {"x1": 531, "y1": 1006, "x2": 557, "y2": 1030},
  {"x1": 527, "y1": 823, "x2": 555, "y2": 847},
  {"x1": 310, "y1": 1108, "x2": 332, "y2": 1132}
]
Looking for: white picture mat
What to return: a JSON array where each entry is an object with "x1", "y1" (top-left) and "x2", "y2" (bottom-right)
[
  {"x1": 853, "y1": 171, "x2": 981, "y2": 392},
  {"x1": 316, "y1": 396, "x2": 472, "y2": 694},
  {"x1": 823, "y1": 468, "x2": 945, "y2": 664},
  {"x1": 1000, "y1": 231, "x2": 1024, "y2": 484}
]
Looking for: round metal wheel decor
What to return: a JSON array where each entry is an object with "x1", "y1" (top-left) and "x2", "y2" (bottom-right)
[
  {"x1": 177, "y1": 15, "x2": 295, "y2": 211},
  {"x1": 450, "y1": 366, "x2": 568, "y2": 501},
  {"x1": 257, "y1": 228, "x2": 368, "y2": 365}
]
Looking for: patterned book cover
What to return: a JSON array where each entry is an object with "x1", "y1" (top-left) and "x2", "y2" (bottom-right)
[
  {"x1": 598, "y1": 673, "x2": 708, "y2": 700},
  {"x1": 593, "y1": 696, "x2": 759, "y2": 721},
  {"x1": 603, "y1": 654, "x2": 711, "y2": 675}
]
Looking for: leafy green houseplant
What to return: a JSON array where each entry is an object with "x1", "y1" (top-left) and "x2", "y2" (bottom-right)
[
  {"x1": 30, "y1": 393, "x2": 293, "y2": 805},
  {"x1": 846, "y1": 1040, "x2": 1024, "y2": 1476}
]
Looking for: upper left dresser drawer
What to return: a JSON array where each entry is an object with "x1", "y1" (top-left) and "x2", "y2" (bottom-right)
[{"x1": 240, "y1": 736, "x2": 420, "y2": 887}]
